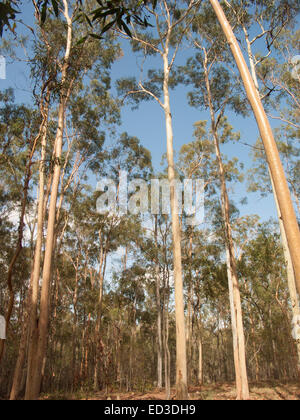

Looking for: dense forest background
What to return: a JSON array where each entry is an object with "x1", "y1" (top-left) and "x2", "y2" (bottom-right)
[{"x1": 0, "y1": 0, "x2": 299, "y2": 400}]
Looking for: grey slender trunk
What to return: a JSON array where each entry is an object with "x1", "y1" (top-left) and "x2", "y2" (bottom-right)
[
  {"x1": 163, "y1": 48, "x2": 188, "y2": 400},
  {"x1": 163, "y1": 269, "x2": 171, "y2": 400},
  {"x1": 155, "y1": 216, "x2": 163, "y2": 389}
]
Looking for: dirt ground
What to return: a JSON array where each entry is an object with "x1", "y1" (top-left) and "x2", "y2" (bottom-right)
[{"x1": 82, "y1": 382, "x2": 300, "y2": 401}]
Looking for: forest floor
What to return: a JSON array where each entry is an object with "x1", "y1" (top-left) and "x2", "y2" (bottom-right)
[{"x1": 41, "y1": 381, "x2": 300, "y2": 400}]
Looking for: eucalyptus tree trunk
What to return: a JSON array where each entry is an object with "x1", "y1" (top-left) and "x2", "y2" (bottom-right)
[
  {"x1": 72, "y1": 255, "x2": 79, "y2": 390},
  {"x1": 10, "y1": 90, "x2": 50, "y2": 400},
  {"x1": 270, "y1": 172, "x2": 300, "y2": 378},
  {"x1": 216, "y1": 139, "x2": 249, "y2": 400},
  {"x1": 83, "y1": 312, "x2": 91, "y2": 384},
  {"x1": 186, "y1": 233, "x2": 193, "y2": 383},
  {"x1": 154, "y1": 215, "x2": 163, "y2": 389},
  {"x1": 203, "y1": 51, "x2": 249, "y2": 400},
  {"x1": 198, "y1": 336, "x2": 203, "y2": 386},
  {"x1": 243, "y1": 279, "x2": 260, "y2": 382},
  {"x1": 163, "y1": 268, "x2": 171, "y2": 400},
  {"x1": 93, "y1": 234, "x2": 108, "y2": 390},
  {"x1": 226, "y1": 248, "x2": 242, "y2": 396},
  {"x1": 242, "y1": 26, "x2": 300, "y2": 380},
  {"x1": 9, "y1": 272, "x2": 33, "y2": 400},
  {"x1": 124, "y1": 0, "x2": 193, "y2": 399},
  {"x1": 25, "y1": 0, "x2": 73, "y2": 400},
  {"x1": 0, "y1": 106, "x2": 43, "y2": 365},
  {"x1": 163, "y1": 40, "x2": 188, "y2": 399},
  {"x1": 197, "y1": 302, "x2": 203, "y2": 386},
  {"x1": 210, "y1": 0, "x2": 300, "y2": 295}
]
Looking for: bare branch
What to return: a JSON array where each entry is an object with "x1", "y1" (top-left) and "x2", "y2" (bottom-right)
[{"x1": 138, "y1": 82, "x2": 165, "y2": 108}]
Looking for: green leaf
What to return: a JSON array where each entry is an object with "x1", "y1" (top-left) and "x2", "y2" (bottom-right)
[
  {"x1": 89, "y1": 32, "x2": 103, "y2": 40},
  {"x1": 51, "y1": 0, "x2": 59, "y2": 17},
  {"x1": 76, "y1": 35, "x2": 88, "y2": 45},
  {"x1": 41, "y1": 1, "x2": 48, "y2": 24},
  {"x1": 100, "y1": 19, "x2": 116, "y2": 35},
  {"x1": 121, "y1": 21, "x2": 132, "y2": 38}
]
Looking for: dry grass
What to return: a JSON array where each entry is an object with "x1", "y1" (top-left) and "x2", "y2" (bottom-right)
[{"x1": 63, "y1": 381, "x2": 300, "y2": 401}]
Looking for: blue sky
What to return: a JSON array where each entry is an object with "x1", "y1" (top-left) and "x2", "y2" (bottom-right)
[
  {"x1": 1, "y1": 1, "x2": 291, "y2": 226},
  {"x1": 108, "y1": 38, "x2": 279, "y2": 222}
]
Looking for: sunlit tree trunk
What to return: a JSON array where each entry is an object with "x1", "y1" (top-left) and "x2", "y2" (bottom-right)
[
  {"x1": 154, "y1": 215, "x2": 163, "y2": 389},
  {"x1": 203, "y1": 49, "x2": 249, "y2": 399},
  {"x1": 210, "y1": 0, "x2": 300, "y2": 295},
  {"x1": 226, "y1": 248, "x2": 242, "y2": 397},
  {"x1": 242, "y1": 25, "x2": 300, "y2": 380},
  {"x1": 186, "y1": 233, "x2": 193, "y2": 384},
  {"x1": 93, "y1": 233, "x2": 107, "y2": 390},
  {"x1": 0, "y1": 112, "x2": 42, "y2": 365},
  {"x1": 197, "y1": 304, "x2": 203, "y2": 386},
  {"x1": 270, "y1": 172, "x2": 300, "y2": 379},
  {"x1": 243, "y1": 279, "x2": 260, "y2": 382},
  {"x1": 163, "y1": 44, "x2": 188, "y2": 400},
  {"x1": 71, "y1": 255, "x2": 79, "y2": 390},
  {"x1": 124, "y1": 1, "x2": 195, "y2": 399},
  {"x1": 163, "y1": 269, "x2": 171, "y2": 400},
  {"x1": 9, "y1": 272, "x2": 33, "y2": 400},
  {"x1": 10, "y1": 89, "x2": 50, "y2": 400},
  {"x1": 215, "y1": 123, "x2": 249, "y2": 400},
  {"x1": 25, "y1": 0, "x2": 73, "y2": 399}
]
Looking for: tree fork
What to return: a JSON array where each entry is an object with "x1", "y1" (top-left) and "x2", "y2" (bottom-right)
[{"x1": 210, "y1": 0, "x2": 300, "y2": 295}]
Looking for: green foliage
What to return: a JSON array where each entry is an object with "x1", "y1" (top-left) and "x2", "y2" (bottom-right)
[
  {"x1": 0, "y1": 0, "x2": 158, "y2": 40},
  {"x1": 0, "y1": 0, "x2": 19, "y2": 36},
  {"x1": 0, "y1": 0, "x2": 299, "y2": 399}
]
